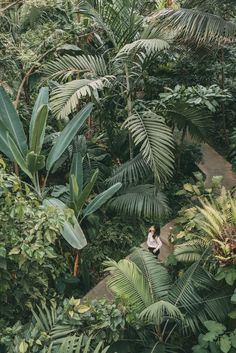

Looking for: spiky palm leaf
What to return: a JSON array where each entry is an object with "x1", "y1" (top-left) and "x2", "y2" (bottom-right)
[
  {"x1": 108, "y1": 184, "x2": 169, "y2": 220},
  {"x1": 166, "y1": 103, "x2": 213, "y2": 142},
  {"x1": 45, "y1": 55, "x2": 109, "y2": 81},
  {"x1": 130, "y1": 249, "x2": 172, "y2": 301},
  {"x1": 107, "y1": 153, "x2": 151, "y2": 185},
  {"x1": 174, "y1": 239, "x2": 209, "y2": 262},
  {"x1": 151, "y1": 8, "x2": 236, "y2": 46},
  {"x1": 140, "y1": 300, "x2": 183, "y2": 325},
  {"x1": 55, "y1": 335, "x2": 110, "y2": 353},
  {"x1": 116, "y1": 38, "x2": 169, "y2": 57},
  {"x1": 50, "y1": 76, "x2": 114, "y2": 118},
  {"x1": 123, "y1": 111, "x2": 174, "y2": 182},
  {"x1": 80, "y1": 0, "x2": 144, "y2": 49},
  {"x1": 104, "y1": 258, "x2": 153, "y2": 313}
]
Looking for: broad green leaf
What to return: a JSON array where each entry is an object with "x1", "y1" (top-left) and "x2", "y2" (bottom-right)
[
  {"x1": 30, "y1": 105, "x2": 49, "y2": 154},
  {"x1": 7, "y1": 133, "x2": 32, "y2": 179},
  {"x1": 83, "y1": 182, "x2": 122, "y2": 218},
  {"x1": 43, "y1": 198, "x2": 87, "y2": 250},
  {"x1": 75, "y1": 169, "x2": 99, "y2": 217},
  {"x1": 204, "y1": 321, "x2": 226, "y2": 335},
  {"x1": 19, "y1": 341, "x2": 28, "y2": 353},
  {"x1": 30, "y1": 87, "x2": 49, "y2": 144},
  {"x1": 0, "y1": 86, "x2": 27, "y2": 155},
  {"x1": 0, "y1": 121, "x2": 13, "y2": 160},
  {"x1": 220, "y1": 335, "x2": 231, "y2": 353},
  {"x1": 70, "y1": 152, "x2": 83, "y2": 191},
  {"x1": 46, "y1": 103, "x2": 93, "y2": 171}
]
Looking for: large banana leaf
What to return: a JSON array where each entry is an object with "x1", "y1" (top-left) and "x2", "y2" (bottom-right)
[
  {"x1": 70, "y1": 151, "x2": 83, "y2": 191},
  {"x1": 44, "y1": 198, "x2": 87, "y2": 250},
  {"x1": 29, "y1": 87, "x2": 49, "y2": 150},
  {"x1": 0, "y1": 87, "x2": 27, "y2": 155},
  {"x1": 7, "y1": 133, "x2": 32, "y2": 179},
  {"x1": 83, "y1": 182, "x2": 122, "y2": 218},
  {"x1": 0, "y1": 121, "x2": 13, "y2": 160},
  {"x1": 30, "y1": 105, "x2": 49, "y2": 154},
  {"x1": 46, "y1": 103, "x2": 93, "y2": 171}
]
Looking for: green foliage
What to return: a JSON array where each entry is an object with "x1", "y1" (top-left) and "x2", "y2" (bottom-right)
[
  {"x1": 0, "y1": 167, "x2": 72, "y2": 323},
  {"x1": 0, "y1": 298, "x2": 125, "y2": 353}
]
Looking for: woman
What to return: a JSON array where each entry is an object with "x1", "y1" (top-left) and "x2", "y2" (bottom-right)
[{"x1": 147, "y1": 225, "x2": 162, "y2": 257}]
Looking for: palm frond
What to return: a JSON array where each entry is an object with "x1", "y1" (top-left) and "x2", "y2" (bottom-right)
[
  {"x1": 123, "y1": 111, "x2": 174, "y2": 182},
  {"x1": 140, "y1": 300, "x2": 183, "y2": 325},
  {"x1": 130, "y1": 248, "x2": 171, "y2": 301},
  {"x1": 166, "y1": 103, "x2": 213, "y2": 142},
  {"x1": 116, "y1": 38, "x2": 169, "y2": 57},
  {"x1": 108, "y1": 184, "x2": 170, "y2": 220},
  {"x1": 50, "y1": 76, "x2": 114, "y2": 119},
  {"x1": 55, "y1": 335, "x2": 110, "y2": 353},
  {"x1": 104, "y1": 258, "x2": 153, "y2": 313},
  {"x1": 107, "y1": 153, "x2": 152, "y2": 186},
  {"x1": 151, "y1": 8, "x2": 236, "y2": 46},
  {"x1": 174, "y1": 239, "x2": 210, "y2": 262},
  {"x1": 45, "y1": 55, "x2": 109, "y2": 81}
]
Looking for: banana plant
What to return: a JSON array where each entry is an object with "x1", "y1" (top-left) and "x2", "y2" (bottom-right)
[
  {"x1": 0, "y1": 86, "x2": 93, "y2": 197},
  {"x1": 69, "y1": 151, "x2": 122, "y2": 220},
  {"x1": 0, "y1": 86, "x2": 93, "y2": 251}
]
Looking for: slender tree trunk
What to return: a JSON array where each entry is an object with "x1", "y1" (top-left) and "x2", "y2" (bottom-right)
[
  {"x1": 178, "y1": 125, "x2": 187, "y2": 172},
  {"x1": 220, "y1": 49, "x2": 229, "y2": 145},
  {"x1": 125, "y1": 63, "x2": 134, "y2": 159}
]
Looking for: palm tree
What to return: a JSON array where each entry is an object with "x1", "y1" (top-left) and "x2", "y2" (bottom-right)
[
  {"x1": 174, "y1": 188, "x2": 236, "y2": 266},
  {"x1": 104, "y1": 248, "x2": 232, "y2": 351},
  {"x1": 45, "y1": 0, "x2": 175, "y2": 184}
]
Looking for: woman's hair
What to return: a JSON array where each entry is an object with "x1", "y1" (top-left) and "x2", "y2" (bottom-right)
[{"x1": 149, "y1": 225, "x2": 161, "y2": 237}]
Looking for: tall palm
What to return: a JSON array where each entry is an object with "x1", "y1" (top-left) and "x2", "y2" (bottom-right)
[{"x1": 104, "y1": 248, "x2": 232, "y2": 351}]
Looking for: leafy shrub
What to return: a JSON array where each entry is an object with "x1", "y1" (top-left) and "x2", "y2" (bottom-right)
[
  {"x1": 0, "y1": 166, "x2": 73, "y2": 324},
  {"x1": 0, "y1": 298, "x2": 126, "y2": 353}
]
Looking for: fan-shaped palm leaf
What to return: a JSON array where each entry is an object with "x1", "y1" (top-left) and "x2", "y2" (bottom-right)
[
  {"x1": 45, "y1": 55, "x2": 108, "y2": 81},
  {"x1": 104, "y1": 258, "x2": 153, "y2": 313},
  {"x1": 174, "y1": 239, "x2": 209, "y2": 262},
  {"x1": 123, "y1": 111, "x2": 174, "y2": 182},
  {"x1": 130, "y1": 248, "x2": 171, "y2": 301},
  {"x1": 140, "y1": 300, "x2": 183, "y2": 325},
  {"x1": 108, "y1": 184, "x2": 169, "y2": 219},
  {"x1": 152, "y1": 8, "x2": 236, "y2": 46},
  {"x1": 107, "y1": 153, "x2": 152, "y2": 185},
  {"x1": 50, "y1": 76, "x2": 114, "y2": 119}
]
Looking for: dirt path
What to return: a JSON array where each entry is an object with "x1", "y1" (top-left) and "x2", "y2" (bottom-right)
[{"x1": 84, "y1": 144, "x2": 236, "y2": 301}]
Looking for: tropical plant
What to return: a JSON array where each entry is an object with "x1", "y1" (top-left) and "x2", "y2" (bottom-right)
[
  {"x1": 104, "y1": 248, "x2": 232, "y2": 351},
  {"x1": 45, "y1": 0, "x2": 175, "y2": 183},
  {"x1": 0, "y1": 298, "x2": 125, "y2": 353},
  {"x1": 173, "y1": 188, "x2": 236, "y2": 267},
  {"x1": 152, "y1": 4, "x2": 236, "y2": 46},
  {"x1": 0, "y1": 86, "x2": 93, "y2": 196},
  {"x1": 0, "y1": 166, "x2": 71, "y2": 323}
]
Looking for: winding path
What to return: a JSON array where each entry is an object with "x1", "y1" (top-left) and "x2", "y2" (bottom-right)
[{"x1": 83, "y1": 143, "x2": 236, "y2": 301}]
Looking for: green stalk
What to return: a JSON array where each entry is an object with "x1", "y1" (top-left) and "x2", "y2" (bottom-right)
[{"x1": 125, "y1": 63, "x2": 134, "y2": 160}]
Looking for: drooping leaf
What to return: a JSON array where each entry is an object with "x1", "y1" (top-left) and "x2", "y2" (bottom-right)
[
  {"x1": 7, "y1": 133, "x2": 32, "y2": 179},
  {"x1": 46, "y1": 103, "x2": 93, "y2": 171},
  {"x1": 44, "y1": 198, "x2": 87, "y2": 250},
  {"x1": 0, "y1": 121, "x2": 14, "y2": 160},
  {"x1": 0, "y1": 86, "x2": 27, "y2": 155}
]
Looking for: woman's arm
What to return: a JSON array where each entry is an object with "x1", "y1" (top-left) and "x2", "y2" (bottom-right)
[{"x1": 153, "y1": 236, "x2": 162, "y2": 252}]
